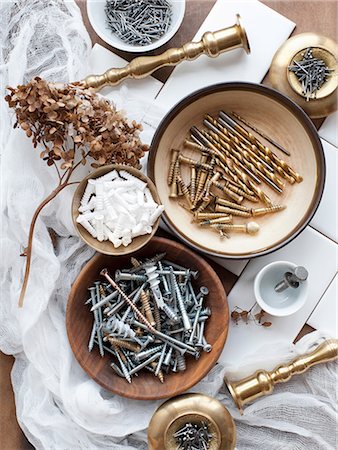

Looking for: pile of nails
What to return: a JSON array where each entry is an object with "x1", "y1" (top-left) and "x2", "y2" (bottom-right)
[
  {"x1": 86, "y1": 253, "x2": 212, "y2": 383},
  {"x1": 174, "y1": 421, "x2": 212, "y2": 450},
  {"x1": 105, "y1": 0, "x2": 172, "y2": 46},
  {"x1": 288, "y1": 47, "x2": 333, "y2": 101},
  {"x1": 167, "y1": 110, "x2": 304, "y2": 239}
]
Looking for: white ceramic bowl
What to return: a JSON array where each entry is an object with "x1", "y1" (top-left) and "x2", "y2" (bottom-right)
[
  {"x1": 254, "y1": 261, "x2": 308, "y2": 317},
  {"x1": 87, "y1": 0, "x2": 186, "y2": 53}
]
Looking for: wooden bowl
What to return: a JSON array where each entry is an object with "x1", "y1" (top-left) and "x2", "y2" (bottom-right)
[
  {"x1": 148, "y1": 82, "x2": 325, "y2": 259},
  {"x1": 66, "y1": 237, "x2": 229, "y2": 400},
  {"x1": 72, "y1": 164, "x2": 161, "y2": 256}
]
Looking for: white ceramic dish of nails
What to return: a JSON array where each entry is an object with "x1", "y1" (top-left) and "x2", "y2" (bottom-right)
[
  {"x1": 87, "y1": 0, "x2": 186, "y2": 53},
  {"x1": 254, "y1": 261, "x2": 308, "y2": 317}
]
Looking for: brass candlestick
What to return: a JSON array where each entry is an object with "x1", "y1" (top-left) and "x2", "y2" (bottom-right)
[
  {"x1": 148, "y1": 393, "x2": 236, "y2": 450},
  {"x1": 224, "y1": 338, "x2": 338, "y2": 414},
  {"x1": 83, "y1": 15, "x2": 250, "y2": 90}
]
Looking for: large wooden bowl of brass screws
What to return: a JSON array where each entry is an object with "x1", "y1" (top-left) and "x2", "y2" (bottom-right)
[
  {"x1": 66, "y1": 237, "x2": 229, "y2": 400},
  {"x1": 148, "y1": 393, "x2": 236, "y2": 450},
  {"x1": 148, "y1": 82, "x2": 325, "y2": 259}
]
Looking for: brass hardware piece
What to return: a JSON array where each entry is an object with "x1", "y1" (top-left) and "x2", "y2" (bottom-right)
[
  {"x1": 83, "y1": 15, "x2": 250, "y2": 90},
  {"x1": 140, "y1": 290, "x2": 156, "y2": 328},
  {"x1": 230, "y1": 164, "x2": 272, "y2": 206},
  {"x1": 178, "y1": 154, "x2": 214, "y2": 171},
  {"x1": 212, "y1": 180, "x2": 243, "y2": 204},
  {"x1": 149, "y1": 361, "x2": 165, "y2": 384},
  {"x1": 194, "y1": 169, "x2": 209, "y2": 207},
  {"x1": 215, "y1": 198, "x2": 250, "y2": 212},
  {"x1": 152, "y1": 299, "x2": 161, "y2": 332},
  {"x1": 251, "y1": 204, "x2": 286, "y2": 216},
  {"x1": 215, "y1": 205, "x2": 251, "y2": 217},
  {"x1": 169, "y1": 158, "x2": 181, "y2": 198},
  {"x1": 216, "y1": 222, "x2": 260, "y2": 235},
  {"x1": 190, "y1": 166, "x2": 197, "y2": 202},
  {"x1": 168, "y1": 149, "x2": 180, "y2": 186},
  {"x1": 194, "y1": 198, "x2": 212, "y2": 213},
  {"x1": 148, "y1": 393, "x2": 236, "y2": 450},
  {"x1": 199, "y1": 216, "x2": 233, "y2": 225},
  {"x1": 202, "y1": 172, "x2": 220, "y2": 201},
  {"x1": 193, "y1": 212, "x2": 232, "y2": 221},
  {"x1": 107, "y1": 337, "x2": 141, "y2": 353},
  {"x1": 231, "y1": 112, "x2": 290, "y2": 156},
  {"x1": 177, "y1": 174, "x2": 193, "y2": 209},
  {"x1": 225, "y1": 338, "x2": 338, "y2": 413},
  {"x1": 131, "y1": 257, "x2": 141, "y2": 268}
]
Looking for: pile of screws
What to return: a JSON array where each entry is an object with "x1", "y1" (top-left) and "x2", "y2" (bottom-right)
[
  {"x1": 86, "y1": 253, "x2": 212, "y2": 383},
  {"x1": 168, "y1": 111, "x2": 303, "y2": 239},
  {"x1": 174, "y1": 421, "x2": 212, "y2": 450},
  {"x1": 77, "y1": 169, "x2": 164, "y2": 248},
  {"x1": 105, "y1": 0, "x2": 172, "y2": 47},
  {"x1": 288, "y1": 47, "x2": 333, "y2": 101}
]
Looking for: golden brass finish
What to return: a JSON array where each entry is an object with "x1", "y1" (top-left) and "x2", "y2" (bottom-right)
[
  {"x1": 147, "y1": 393, "x2": 236, "y2": 450},
  {"x1": 168, "y1": 149, "x2": 180, "y2": 186},
  {"x1": 199, "y1": 216, "x2": 233, "y2": 225},
  {"x1": 193, "y1": 212, "x2": 232, "y2": 220},
  {"x1": 106, "y1": 337, "x2": 141, "y2": 353},
  {"x1": 270, "y1": 33, "x2": 338, "y2": 118},
  {"x1": 83, "y1": 15, "x2": 250, "y2": 90},
  {"x1": 231, "y1": 165, "x2": 272, "y2": 206},
  {"x1": 131, "y1": 257, "x2": 141, "y2": 268},
  {"x1": 178, "y1": 154, "x2": 214, "y2": 171},
  {"x1": 177, "y1": 174, "x2": 193, "y2": 209},
  {"x1": 140, "y1": 290, "x2": 156, "y2": 328},
  {"x1": 194, "y1": 198, "x2": 212, "y2": 213},
  {"x1": 149, "y1": 361, "x2": 165, "y2": 384},
  {"x1": 215, "y1": 205, "x2": 251, "y2": 217},
  {"x1": 251, "y1": 204, "x2": 286, "y2": 216},
  {"x1": 169, "y1": 159, "x2": 180, "y2": 198},
  {"x1": 225, "y1": 338, "x2": 338, "y2": 413},
  {"x1": 212, "y1": 180, "x2": 244, "y2": 204},
  {"x1": 190, "y1": 166, "x2": 197, "y2": 202},
  {"x1": 216, "y1": 198, "x2": 250, "y2": 212},
  {"x1": 152, "y1": 299, "x2": 161, "y2": 332},
  {"x1": 217, "y1": 222, "x2": 260, "y2": 235},
  {"x1": 203, "y1": 172, "x2": 220, "y2": 201}
]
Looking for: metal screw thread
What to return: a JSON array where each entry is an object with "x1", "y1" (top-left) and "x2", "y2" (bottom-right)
[
  {"x1": 194, "y1": 212, "x2": 230, "y2": 220},
  {"x1": 99, "y1": 285, "x2": 106, "y2": 298},
  {"x1": 216, "y1": 198, "x2": 250, "y2": 212},
  {"x1": 162, "y1": 303, "x2": 179, "y2": 322},
  {"x1": 251, "y1": 204, "x2": 286, "y2": 216},
  {"x1": 194, "y1": 169, "x2": 208, "y2": 207},
  {"x1": 213, "y1": 221, "x2": 260, "y2": 235},
  {"x1": 215, "y1": 205, "x2": 251, "y2": 217},
  {"x1": 199, "y1": 216, "x2": 233, "y2": 226},
  {"x1": 113, "y1": 347, "x2": 131, "y2": 383},
  {"x1": 169, "y1": 159, "x2": 180, "y2": 198},
  {"x1": 152, "y1": 299, "x2": 161, "y2": 332},
  {"x1": 190, "y1": 166, "x2": 196, "y2": 202},
  {"x1": 170, "y1": 269, "x2": 191, "y2": 330},
  {"x1": 130, "y1": 257, "x2": 141, "y2": 268},
  {"x1": 231, "y1": 165, "x2": 272, "y2": 206},
  {"x1": 224, "y1": 182, "x2": 258, "y2": 202},
  {"x1": 178, "y1": 155, "x2": 213, "y2": 172},
  {"x1": 150, "y1": 361, "x2": 164, "y2": 383},
  {"x1": 176, "y1": 353, "x2": 186, "y2": 371},
  {"x1": 140, "y1": 290, "x2": 156, "y2": 327},
  {"x1": 107, "y1": 337, "x2": 140, "y2": 353},
  {"x1": 168, "y1": 149, "x2": 179, "y2": 185},
  {"x1": 176, "y1": 174, "x2": 193, "y2": 209},
  {"x1": 194, "y1": 198, "x2": 211, "y2": 213},
  {"x1": 212, "y1": 180, "x2": 243, "y2": 204},
  {"x1": 135, "y1": 345, "x2": 164, "y2": 361}
]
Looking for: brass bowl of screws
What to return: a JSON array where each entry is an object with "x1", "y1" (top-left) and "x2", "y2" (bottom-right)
[
  {"x1": 148, "y1": 82, "x2": 325, "y2": 259},
  {"x1": 66, "y1": 236, "x2": 229, "y2": 400}
]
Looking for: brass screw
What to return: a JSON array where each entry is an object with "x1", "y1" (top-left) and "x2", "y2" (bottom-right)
[
  {"x1": 214, "y1": 221, "x2": 260, "y2": 235},
  {"x1": 212, "y1": 180, "x2": 244, "y2": 204},
  {"x1": 215, "y1": 198, "x2": 250, "y2": 212},
  {"x1": 131, "y1": 257, "x2": 141, "y2": 268},
  {"x1": 194, "y1": 169, "x2": 209, "y2": 207},
  {"x1": 140, "y1": 290, "x2": 156, "y2": 327},
  {"x1": 177, "y1": 174, "x2": 193, "y2": 209},
  {"x1": 168, "y1": 149, "x2": 179, "y2": 186},
  {"x1": 106, "y1": 337, "x2": 141, "y2": 353},
  {"x1": 178, "y1": 154, "x2": 213, "y2": 171},
  {"x1": 152, "y1": 299, "x2": 161, "y2": 332},
  {"x1": 169, "y1": 158, "x2": 180, "y2": 198},
  {"x1": 215, "y1": 204, "x2": 251, "y2": 217},
  {"x1": 199, "y1": 216, "x2": 233, "y2": 226},
  {"x1": 202, "y1": 172, "x2": 220, "y2": 201},
  {"x1": 194, "y1": 197, "x2": 212, "y2": 213},
  {"x1": 190, "y1": 166, "x2": 196, "y2": 202},
  {"x1": 99, "y1": 285, "x2": 106, "y2": 298},
  {"x1": 251, "y1": 204, "x2": 286, "y2": 216},
  {"x1": 150, "y1": 361, "x2": 164, "y2": 383},
  {"x1": 193, "y1": 212, "x2": 231, "y2": 221}
]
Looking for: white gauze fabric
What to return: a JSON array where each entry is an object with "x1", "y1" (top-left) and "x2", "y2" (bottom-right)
[{"x1": 1, "y1": 1, "x2": 337, "y2": 449}]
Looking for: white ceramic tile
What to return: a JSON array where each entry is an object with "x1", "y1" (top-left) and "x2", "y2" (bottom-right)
[
  {"x1": 308, "y1": 275, "x2": 338, "y2": 337},
  {"x1": 319, "y1": 111, "x2": 338, "y2": 148},
  {"x1": 310, "y1": 139, "x2": 338, "y2": 242},
  {"x1": 150, "y1": 0, "x2": 295, "y2": 116},
  {"x1": 218, "y1": 227, "x2": 337, "y2": 365},
  {"x1": 89, "y1": 44, "x2": 163, "y2": 113},
  {"x1": 209, "y1": 256, "x2": 248, "y2": 277}
]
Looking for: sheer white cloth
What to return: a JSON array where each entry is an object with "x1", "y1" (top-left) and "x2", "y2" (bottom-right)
[{"x1": 1, "y1": 1, "x2": 337, "y2": 449}]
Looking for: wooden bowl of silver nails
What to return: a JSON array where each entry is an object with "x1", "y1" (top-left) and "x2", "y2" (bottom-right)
[
  {"x1": 66, "y1": 236, "x2": 229, "y2": 400},
  {"x1": 72, "y1": 164, "x2": 163, "y2": 256},
  {"x1": 148, "y1": 82, "x2": 325, "y2": 259}
]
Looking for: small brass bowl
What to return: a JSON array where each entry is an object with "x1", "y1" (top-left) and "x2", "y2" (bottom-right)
[
  {"x1": 148, "y1": 393, "x2": 236, "y2": 450},
  {"x1": 72, "y1": 164, "x2": 161, "y2": 256}
]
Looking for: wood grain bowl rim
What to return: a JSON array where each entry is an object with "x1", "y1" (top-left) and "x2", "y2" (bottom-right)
[
  {"x1": 148, "y1": 82, "x2": 326, "y2": 260},
  {"x1": 72, "y1": 164, "x2": 161, "y2": 256},
  {"x1": 66, "y1": 236, "x2": 229, "y2": 400}
]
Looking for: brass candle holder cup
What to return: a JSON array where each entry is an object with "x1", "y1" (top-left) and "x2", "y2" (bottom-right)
[
  {"x1": 224, "y1": 338, "x2": 338, "y2": 413},
  {"x1": 148, "y1": 393, "x2": 236, "y2": 450},
  {"x1": 82, "y1": 14, "x2": 250, "y2": 90}
]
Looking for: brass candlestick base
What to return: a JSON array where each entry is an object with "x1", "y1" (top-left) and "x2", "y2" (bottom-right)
[
  {"x1": 83, "y1": 14, "x2": 250, "y2": 91},
  {"x1": 148, "y1": 393, "x2": 236, "y2": 450},
  {"x1": 270, "y1": 33, "x2": 338, "y2": 118},
  {"x1": 224, "y1": 338, "x2": 338, "y2": 413}
]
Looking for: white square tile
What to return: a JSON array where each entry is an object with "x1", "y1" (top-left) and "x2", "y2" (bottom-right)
[
  {"x1": 218, "y1": 227, "x2": 337, "y2": 364},
  {"x1": 307, "y1": 275, "x2": 338, "y2": 337},
  {"x1": 209, "y1": 256, "x2": 248, "y2": 277},
  {"x1": 319, "y1": 111, "x2": 338, "y2": 148},
  {"x1": 151, "y1": 0, "x2": 295, "y2": 114},
  {"x1": 310, "y1": 139, "x2": 338, "y2": 242}
]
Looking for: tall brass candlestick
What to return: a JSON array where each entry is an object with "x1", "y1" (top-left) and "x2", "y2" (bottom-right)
[
  {"x1": 83, "y1": 15, "x2": 250, "y2": 90},
  {"x1": 225, "y1": 338, "x2": 338, "y2": 414}
]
